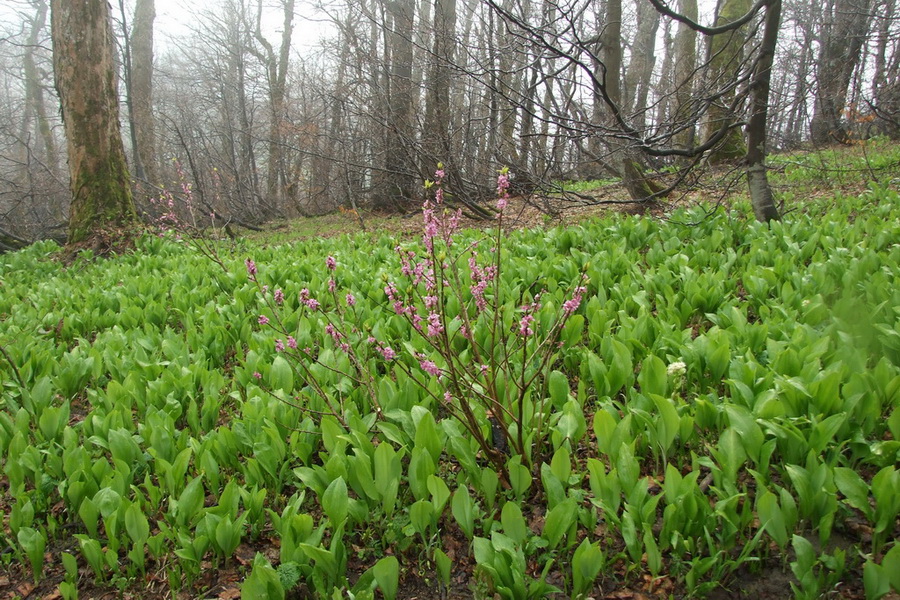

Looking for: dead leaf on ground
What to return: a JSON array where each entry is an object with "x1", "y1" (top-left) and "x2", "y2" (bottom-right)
[{"x1": 218, "y1": 586, "x2": 242, "y2": 599}]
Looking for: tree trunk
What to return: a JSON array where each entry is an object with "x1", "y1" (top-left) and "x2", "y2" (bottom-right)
[
  {"x1": 601, "y1": 0, "x2": 664, "y2": 200},
  {"x1": 809, "y1": 0, "x2": 872, "y2": 145},
  {"x1": 672, "y1": 0, "x2": 698, "y2": 154},
  {"x1": 376, "y1": 0, "x2": 416, "y2": 210},
  {"x1": 423, "y1": 0, "x2": 458, "y2": 170},
  {"x1": 131, "y1": 0, "x2": 156, "y2": 183},
  {"x1": 22, "y1": 0, "x2": 59, "y2": 177},
  {"x1": 51, "y1": 0, "x2": 137, "y2": 246},
  {"x1": 705, "y1": 0, "x2": 751, "y2": 163},
  {"x1": 252, "y1": 0, "x2": 294, "y2": 211},
  {"x1": 624, "y1": 0, "x2": 660, "y2": 131},
  {"x1": 745, "y1": 0, "x2": 780, "y2": 222}
]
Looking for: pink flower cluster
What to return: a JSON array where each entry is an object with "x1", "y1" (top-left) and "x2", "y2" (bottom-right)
[
  {"x1": 517, "y1": 294, "x2": 542, "y2": 337},
  {"x1": 299, "y1": 288, "x2": 320, "y2": 311},
  {"x1": 468, "y1": 250, "x2": 497, "y2": 312},
  {"x1": 416, "y1": 353, "x2": 442, "y2": 377},
  {"x1": 496, "y1": 170, "x2": 511, "y2": 213},
  {"x1": 422, "y1": 168, "x2": 461, "y2": 251},
  {"x1": 563, "y1": 286, "x2": 587, "y2": 314}
]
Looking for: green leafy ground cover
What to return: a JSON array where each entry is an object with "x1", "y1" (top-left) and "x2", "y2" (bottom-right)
[{"x1": 1, "y1": 180, "x2": 900, "y2": 599}]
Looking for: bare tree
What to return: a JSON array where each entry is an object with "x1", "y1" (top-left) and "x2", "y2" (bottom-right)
[{"x1": 809, "y1": 0, "x2": 873, "y2": 144}]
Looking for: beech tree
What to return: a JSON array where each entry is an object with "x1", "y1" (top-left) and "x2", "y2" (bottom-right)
[{"x1": 51, "y1": 0, "x2": 137, "y2": 245}]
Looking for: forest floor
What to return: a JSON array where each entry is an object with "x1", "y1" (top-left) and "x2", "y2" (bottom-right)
[
  {"x1": 2, "y1": 141, "x2": 899, "y2": 600},
  {"x1": 251, "y1": 141, "x2": 892, "y2": 246}
]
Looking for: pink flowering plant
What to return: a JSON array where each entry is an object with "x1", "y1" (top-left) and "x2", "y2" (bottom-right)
[
  {"x1": 148, "y1": 159, "x2": 232, "y2": 272},
  {"x1": 248, "y1": 166, "x2": 588, "y2": 484}
]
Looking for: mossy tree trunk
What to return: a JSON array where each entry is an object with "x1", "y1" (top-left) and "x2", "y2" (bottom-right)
[
  {"x1": 601, "y1": 0, "x2": 665, "y2": 201},
  {"x1": 704, "y1": 0, "x2": 751, "y2": 163},
  {"x1": 672, "y1": 0, "x2": 698, "y2": 156},
  {"x1": 52, "y1": 0, "x2": 138, "y2": 246}
]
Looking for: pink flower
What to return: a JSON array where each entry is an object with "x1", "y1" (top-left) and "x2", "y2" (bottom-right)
[
  {"x1": 326, "y1": 256, "x2": 336, "y2": 271},
  {"x1": 346, "y1": 293, "x2": 356, "y2": 306},
  {"x1": 518, "y1": 314, "x2": 535, "y2": 337},
  {"x1": 444, "y1": 391, "x2": 452, "y2": 403},
  {"x1": 496, "y1": 170, "x2": 511, "y2": 212},
  {"x1": 287, "y1": 336, "x2": 297, "y2": 349},
  {"x1": 253, "y1": 371, "x2": 262, "y2": 379},
  {"x1": 380, "y1": 346, "x2": 397, "y2": 360},
  {"x1": 325, "y1": 323, "x2": 340, "y2": 339},
  {"x1": 299, "y1": 290, "x2": 320, "y2": 310},
  {"x1": 328, "y1": 278, "x2": 336, "y2": 293},
  {"x1": 274, "y1": 288, "x2": 285, "y2": 305},
  {"x1": 427, "y1": 312, "x2": 444, "y2": 337},
  {"x1": 245, "y1": 258, "x2": 257, "y2": 276},
  {"x1": 563, "y1": 286, "x2": 587, "y2": 314},
  {"x1": 258, "y1": 315, "x2": 269, "y2": 325},
  {"x1": 275, "y1": 339, "x2": 285, "y2": 352},
  {"x1": 419, "y1": 359, "x2": 441, "y2": 377}
]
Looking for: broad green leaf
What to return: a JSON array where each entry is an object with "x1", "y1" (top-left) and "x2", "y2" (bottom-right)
[
  {"x1": 451, "y1": 486, "x2": 475, "y2": 539},
  {"x1": 500, "y1": 501, "x2": 528, "y2": 545},
  {"x1": 638, "y1": 354, "x2": 667, "y2": 397},
  {"x1": 373, "y1": 556, "x2": 399, "y2": 600},
  {"x1": 125, "y1": 502, "x2": 150, "y2": 544},
  {"x1": 507, "y1": 456, "x2": 532, "y2": 498},
  {"x1": 834, "y1": 467, "x2": 873, "y2": 519},
  {"x1": 434, "y1": 548, "x2": 451, "y2": 586},
  {"x1": 270, "y1": 356, "x2": 293, "y2": 393},
  {"x1": 322, "y1": 477, "x2": 349, "y2": 526},
  {"x1": 17, "y1": 527, "x2": 45, "y2": 582},
  {"x1": 548, "y1": 370, "x2": 570, "y2": 408},
  {"x1": 427, "y1": 475, "x2": 451, "y2": 515},
  {"x1": 409, "y1": 500, "x2": 434, "y2": 538},
  {"x1": 881, "y1": 544, "x2": 900, "y2": 592},
  {"x1": 542, "y1": 498, "x2": 576, "y2": 549},
  {"x1": 864, "y1": 560, "x2": 890, "y2": 600},
  {"x1": 242, "y1": 554, "x2": 285, "y2": 600},
  {"x1": 572, "y1": 538, "x2": 603, "y2": 596},
  {"x1": 757, "y1": 490, "x2": 787, "y2": 548}
]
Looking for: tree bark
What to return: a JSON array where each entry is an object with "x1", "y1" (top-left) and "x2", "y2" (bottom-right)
[
  {"x1": 252, "y1": 0, "x2": 294, "y2": 211},
  {"x1": 51, "y1": 0, "x2": 138, "y2": 246},
  {"x1": 624, "y1": 0, "x2": 660, "y2": 131},
  {"x1": 131, "y1": 0, "x2": 156, "y2": 183},
  {"x1": 745, "y1": 0, "x2": 780, "y2": 222},
  {"x1": 376, "y1": 0, "x2": 416, "y2": 210},
  {"x1": 705, "y1": 0, "x2": 751, "y2": 163},
  {"x1": 602, "y1": 0, "x2": 665, "y2": 200},
  {"x1": 672, "y1": 0, "x2": 698, "y2": 154},
  {"x1": 809, "y1": 0, "x2": 872, "y2": 144},
  {"x1": 22, "y1": 0, "x2": 59, "y2": 177},
  {"x1": 423, "y1": 0, "x2": 458, "y2": 170}
]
